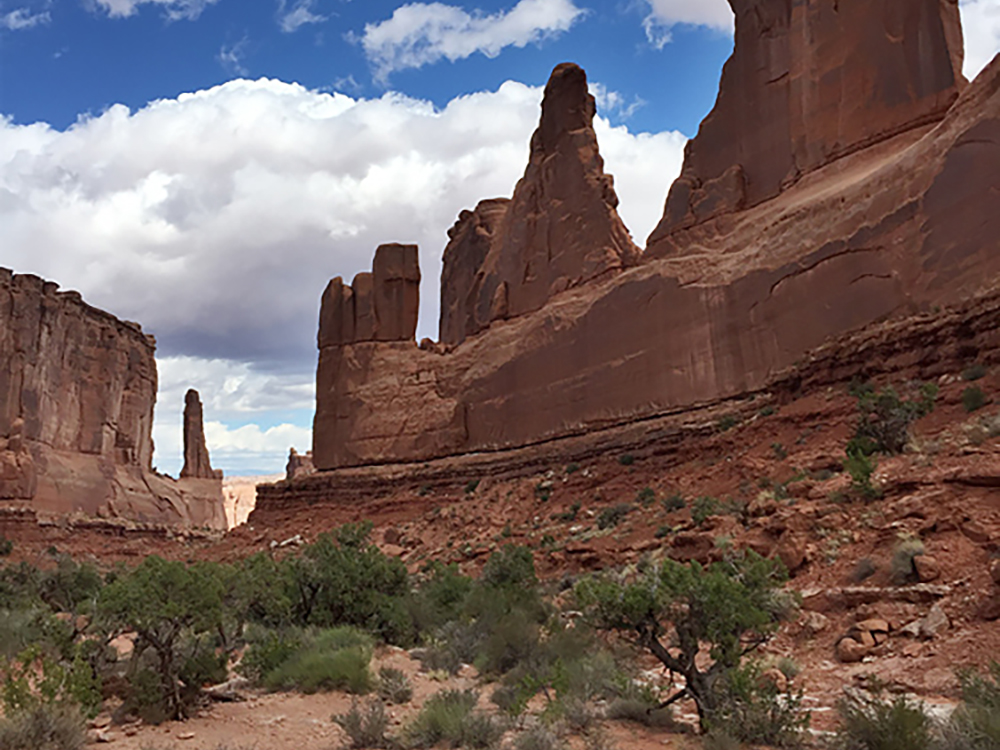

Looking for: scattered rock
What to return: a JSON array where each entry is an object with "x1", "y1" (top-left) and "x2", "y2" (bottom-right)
[
  {"x1": 801, "y1": 611, "x2": 830, "y2": 637},
  {"x1": 777, "y1": 534, "x2": 808, "y2": 573},
  {"x1": 990, "y1": 558, "x2": 1000, "y2": 586},
  {"x1": 759, "y1": 668, "x2": 789, "y2": 693},
  {"x1": 913, "y1": 555, "x2": 941, "y2": 583},
  {"x1": 836, "y1": 637, "x2": 870, "y2": 664},
  {"x1": 979, "y1": 593, "x2": 1000, "y2": 621},
  {"x1": 901, "y1": 604, "x2": 951, "y2": 639}
]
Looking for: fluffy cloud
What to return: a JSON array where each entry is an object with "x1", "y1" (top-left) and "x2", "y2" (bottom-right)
[
  {"x1": 90, "y1": 0, "x2": 219, "y2": 20},
  {"x1": 960, "y1": 0, "x2": 1000, "y2": 80},
  {"x1": 1, "y1": 6, "x2": 50, "y2": 29},
  {"x1": 0, "y1": 77, "x2": 686, "y2": 475},
  {"x1": 278, "y1": 0, "x2": 326, "y2": 33},
  {"x1": 358, "y1": 0, "x2": 586, "y2": 82},
  {"x1": 642, "y1": 0, "x2": 734, "y2": 48}
]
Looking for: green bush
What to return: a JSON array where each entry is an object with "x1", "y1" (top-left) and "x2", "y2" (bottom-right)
[
  {"x1": 964, "y1": 387, "x2": 989, "y2": 414},
  {"x1": 890, "y1": 538, "x2": 925, "y2": 585},
  {"x1": 849, "y1": 383, "x2": 937, "y2": 456},
  {"x1": 0, "y1": 536, "x2": 12, "y2": 557},
  {"x1": 618, "y1": 454, "x2": 635, "y2": 466},
  {"x1": 836, "y1": 692, "x2": 932, "y2": 750},
  {"x1": 706, "y1": 661, "x2": 809, "y2": 747},
  {"x1": 636, "y1": 487, "x2": 656, "y2": 507},
  {"x1": 940, "y1": 662, "x2": 1000, "y2": 750},
  {"x1": 334, "y1": 699, "x2": 391, "y2": 749},
  {"x1": 0, "y1": 704, "x2": 85, "y2": 750},
  {"x1": 262, "y1": 627, "x2": 373, "y2": 695},
  {"x1": 238, "y1": 627, "x2": 304, "y2": 683},
  {"x1": 515, "y1": 726, "x2": 566, "y2": 750},
  {"x1": 845, "y1": 448, "x2": 880, "y2": 501},
  {"x1": 691, "y1": 496, "x2": 721, "y2": 527},
  {"x1": 963, "y1": 364, "x2": 988, "y2": 382},
  {"x1": 662, "y1": 494, "x2": 686, "y2": 513},
  {"x1": 377, "y1": 666, "x2": 413, "y2": 704},
  {"x1": 597, "y1": 504, "x2": 633, "y2": 530},
  {"x1": 403, "y1": 689, "x2": 503, "y2": 749}
]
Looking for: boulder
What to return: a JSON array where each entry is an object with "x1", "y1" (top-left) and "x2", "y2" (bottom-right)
[
  {"x1": 913, "y1": 555, "x2": 942, "y2": 583},
  {"x1": 990, "y1": 558, "x2": 1000, "y2": 587},
  {"x1": 836, "y1": 637, "x2": 870, "y2": 663},
  {"x1": 777, "y1": 533, "x2": 808, "y2": 573}
]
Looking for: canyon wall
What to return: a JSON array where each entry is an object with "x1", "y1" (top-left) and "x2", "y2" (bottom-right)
[
  {"x1": 307, "y1": 0, "x2": 999, "y2": 473},
  {"x1": 0, "y1": 270, "x2": 227, "y2": 529},
  {"x1": 647, "y1": 0, "x2": 967, "y2": 253}
]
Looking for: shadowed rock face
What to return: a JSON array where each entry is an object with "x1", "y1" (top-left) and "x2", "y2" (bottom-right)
[
  {"x1": 438, "y1": 63, "x2": 640, "y2": 346},
  {"x1": 647, "y1": 0, "x2": 966, "y2": 254},
  {"x1": 0, "y1": 270, "x2": 226, "y2": 528},
  {"x1": 181, "y1": 389, "x2": 219, "y2": 480}
]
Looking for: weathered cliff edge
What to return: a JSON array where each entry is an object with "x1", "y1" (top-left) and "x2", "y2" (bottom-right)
[
  {"x1": 306, "y1": 32, "x2": 998, "y2": 481},
  {"x1": 0, "y1": 270, "x2": 227, "y2": 529}
]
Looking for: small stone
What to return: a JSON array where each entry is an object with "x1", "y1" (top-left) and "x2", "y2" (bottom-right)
[
  {"x1": 777, "y1": 534, "x2": 807, "y2": 573},
  {"x1": 836, "y1": 638, "x2": 869, "y2": 663},
  {"x1": 980, "y1": 593, "x2": 1000, "y2": 621},
  {"x1": 913, "y1": 555, "x2": 941, "y2": 583},
  {"x1": 801, "y1": 611, "x2": 830, "y2": 637},
  {"x1": 920, "y1": 604, "x2": 950, "y2": 638},
  {"x1": 178, "y1": 732, "x2": 196, "y2": 740},
  {"x1": 990, "y1": 558, "x2": 1000, "y2": 586},
  {"x1": 759, "y1": 668, "x2": 788, "y2": 693}
]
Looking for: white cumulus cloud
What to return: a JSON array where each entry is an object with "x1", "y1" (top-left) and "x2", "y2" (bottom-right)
[
  {"x1": 278, "y1": 0, "x2": 326, "y2": 32},
  {"x1": 358, "y1": 0, "x2": 586, "y2": 82},
  {"x1": 90, "y1": 0, "x2": 219, "y2": 20},
  {"x1": 960, "y1": 0, "x2": 1000, "y2": 80},
  {"x1": 0, "y1": 76, "x2": 686, "y2": 477},
  {"x1": 1, "y1": 6, "x2": 50, "y2": 29},
  {"x1": 642, "y1": 0, "x2": 734, "y2": 48}
]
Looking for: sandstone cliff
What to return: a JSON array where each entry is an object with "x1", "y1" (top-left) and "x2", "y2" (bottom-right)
[
  {"x1": 307, "y1": 11, "x2": 999, "y2": 474},
  {"x1": 0, "y1": 270, "x2": 227, "y2": 528},
  {"x1": 181, "y1": 389, "x2": 221, "y2": 480},
  {"x1": 647, "y1": 0, "x2": 967, "y2": 254},
  {"x1": 439, "y1": 63, "x2": 640, "y2": 346}
]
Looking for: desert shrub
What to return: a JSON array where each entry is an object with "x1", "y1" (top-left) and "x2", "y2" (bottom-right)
[
  {"x1": 554, "y1": 503, "x2": 581, "y2": 522},
  {"x1": 576, "y1": 551, "x2": 790, "y2": 731},
  {"x1": 964, "y1": 387, "x2": 989, "y2": 414},
  {"x1": 0, "y1": 536, "x2": 11, "y2": 557},
  {"x1": 851, "y1": 558, "x2": 878, "y2": 583},
  {"x1": 654, "y1": 525, "x2": 672, "y2": 539},
  {"x1": 261, "y1": 627, "x2": 373, "y2": 694},
  {"x1": 238, "y1": 627, "x2": 304, "y2": 682},
  {"x1": 691, "y1": 496, "x2": 722, "y2": 526},
  {"x1": 285, "y1": 524, "x2": 412, "y2": 645},
  {"x1": 515, "y1": 726, "x2": 566, "y2": 750},
  {"x1": 963, "y1": 364, "x2": 988, "y2": 382},
  {"x1": 845, "y1": 448, "x2": 880, "y2": 501},
  {"x1": 566, "y1": 463, "x2": 581, "y2": 475},
  {"x1": 409, "y1": 562, "x2": 473, "y2": 637},
  {"x1": 636, "y1": 487, "x2": 656, "y2": 507},
  {"x1": 717, "y1": 415, "x2": 740, "y2": 432},
  {"x1": 836, "y1": 692, "x2": 932, "y2": 750},
  {"x1": 465, "y1": 479, "x2": 480, "y2": 494},
  {"x1": 849, "y1": 383, "x2": 937, "y2": 456},
  {"x1": 939, "y1": 662, "x2": 1000, "y2": 750},
  {"x1": 618, "y1": 454, "x2": 635, "y2": 466},
  {"x1": 417, "y1": 620, "x2": 478, "y2": 675},
  {"x1": 702, "y1": 731, "x2": 743, "y2": 750},
  {"x1": 662, "y1": 493, "x2": 686, "y2": 512},
  {"x1": 890, "y1": 537, "x2": 925, "y2": 585},
  {"x1": 0, "y1": 704, "x2": 85, "y2": 750},
  {"x1": 597, "y1": 504, "x2": 633, "y2": 530},
  {"x1": 772, "y1": 442, "x2": 789, "y2": 460},
  {"x1": 402, "y1": 689, "x2": 502, "y2": 749},
  {"x1": 706, "y1": 661, "x2": 809, "y2": 747},
  {"x1": 378, "y1": 666, "x2": 413, "y2": 704},
  {"x1": 476, "y1": 608, "x2": 542, "y2": 676},
  {"x1": 334, "y1": 699, "x2": 391, "y2": 749}
]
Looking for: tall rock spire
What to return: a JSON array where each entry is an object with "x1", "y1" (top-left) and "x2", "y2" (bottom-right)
[
  {"x1": 180, "y1": 388, "x2": 218, "y2": 479},
  {"x1": 439, "y1": 63, "x2": 640, "y2": 346}
]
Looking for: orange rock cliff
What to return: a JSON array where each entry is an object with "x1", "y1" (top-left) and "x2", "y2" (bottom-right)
[
  {"x1": 308, "y1": 0, "x2": 999, "y2": 474},
  {"x1": 0, "y1": 270, "x2": 227, "y2": 529}
]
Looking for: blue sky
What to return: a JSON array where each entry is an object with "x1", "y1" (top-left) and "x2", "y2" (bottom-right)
[{"x1": 1, "y1": 0, "x2": 999, "y2": 476}]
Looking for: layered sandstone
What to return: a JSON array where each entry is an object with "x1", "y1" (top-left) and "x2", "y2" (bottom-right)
[
  {"x1": 0, "y1": 270, "x2": 226, "y2": 528},
  {"x1": 438, "y1": 63, "x2": 639, "y2": 346},
  {"x1": 647, "y1": 0, "x2": 967, "y2": 253},
  {"x1": 305, "y1": 37, "x2": 1000, "y2": 473}
]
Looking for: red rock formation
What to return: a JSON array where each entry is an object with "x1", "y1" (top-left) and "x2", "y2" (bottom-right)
[
  {"x1": 438, "y1": 63, "x2": 640, "y2": 346},
  {"x1": 307, "y1": 45, "x2": 1000, "y2": 472},
  {"x1": 647, "y1": 0, "x2": 967, "y2": 254},
  {"x1": 181, "y1": 389, "x2": 220, "y2": 480},
  {"x1": 0, "y1": 270, "x2": 226, "y2": 528},
  {"x1": 286, "y1": 448, "x2": 315, "y2": 481}
]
